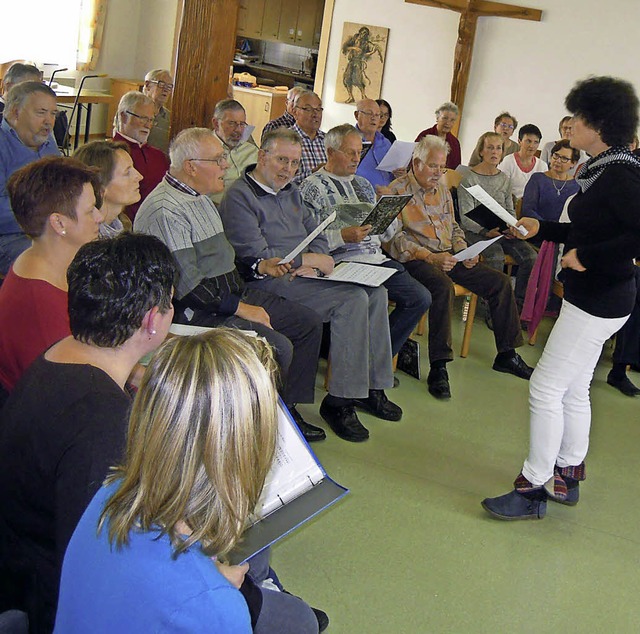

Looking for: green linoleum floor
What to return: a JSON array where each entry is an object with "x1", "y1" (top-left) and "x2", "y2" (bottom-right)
[{"x1": 271, "y1": 307, "x2": 640, "y2": 634}]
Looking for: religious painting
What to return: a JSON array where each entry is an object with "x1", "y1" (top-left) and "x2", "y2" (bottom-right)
[{"x1": 335, "y1": 22, "x2": 389, "y2": 104}]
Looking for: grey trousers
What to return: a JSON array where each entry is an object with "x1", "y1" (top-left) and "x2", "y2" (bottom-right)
[{"x1": 251, "y1": 275, "x2": 394, "y2": 398}]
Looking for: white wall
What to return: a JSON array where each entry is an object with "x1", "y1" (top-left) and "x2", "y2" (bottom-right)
[{"x1": 320, "y1": 0, "x2": 640, "y2": 164}]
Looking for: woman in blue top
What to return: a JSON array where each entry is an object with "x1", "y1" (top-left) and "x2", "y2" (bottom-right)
[
  {"x1": 55, "y1": 329, "x2": 281, "y2": 633},
  {"x1": 521, "y1": 139, "x2": 580, "y2": 223}
]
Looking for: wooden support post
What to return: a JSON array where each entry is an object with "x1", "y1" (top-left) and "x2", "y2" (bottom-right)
[{"x1": 171, "y1": 0, "x2": 240, "y2": 139}]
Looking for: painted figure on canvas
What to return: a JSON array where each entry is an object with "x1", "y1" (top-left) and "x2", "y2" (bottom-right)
[{"x1": 337, "y1": 23, "x2": 388, "y2": 104}]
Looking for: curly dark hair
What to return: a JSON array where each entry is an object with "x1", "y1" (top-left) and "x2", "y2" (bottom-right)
[
  {"x1": 565, "y1": 76, "x2": 639, "y2": 147},
  {"x1": 6, "y1": 156, "x2": 102, "y2": 238},
  {"x1": 67, "y1": 233, "x2": 176, "y2": 348}
]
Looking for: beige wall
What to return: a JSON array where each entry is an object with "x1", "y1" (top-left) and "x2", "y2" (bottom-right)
[
  {"x1": 93, "y1": 0, "x2": 640, "y2": 150},
  {"x1": 320, "y1": 0, "x2": 640, "y2": 163}
]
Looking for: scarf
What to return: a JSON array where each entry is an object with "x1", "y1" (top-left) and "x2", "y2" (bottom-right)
[{"x1": 575, "y1": 145, "x2": 640, "y2": 193}]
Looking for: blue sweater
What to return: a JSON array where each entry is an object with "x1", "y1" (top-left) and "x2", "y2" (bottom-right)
[
  {"x1": 55, "y1": 483, "x2": 251, "y2": 633},
  {"x1": 0, "y1": 118, "x2": 60, "y2": 234}
]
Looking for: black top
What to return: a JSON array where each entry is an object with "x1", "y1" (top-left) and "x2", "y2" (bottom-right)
[
  {"x1": 538, "y1": 163, "x2": 640, "y2": 318},
  {"x1": 0, "y1": 356, "x2": 130, "y2": 633}
]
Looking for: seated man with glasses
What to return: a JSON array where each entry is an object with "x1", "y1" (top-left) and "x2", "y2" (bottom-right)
[
  {"x1": 134, "y1": 127, "x2": 326, "y2": 443},
  {"x1": 142, "y1": 68, "x2": 174, "y2": 154},
  {"x1": 210, "y1": 98, "x2": 258, "y2": 204},
  {"x1": 290, "y1": 90, "x2": 326, "y2": 185},
  {"x1": 469, "y1": 111, "x2": 520, "y2": 166},
  {"x1": 220, "y1": 127, "x2": 402, "y2": 443},
  {"x1": 354, "y1": 98, "x2": 398, "y2": 190},
  {"x1": 113, "y1": 91, "x2": 169, "y2": 221},
  {"x1": 383, "y1": 136, "x2": 533, "y2": 400},
  {"x1": 261, "y1": 86, "x2": 305, "y2": 141},
  {"x1": 299, "y1": 123, "x2": 431, "y2": 361}
]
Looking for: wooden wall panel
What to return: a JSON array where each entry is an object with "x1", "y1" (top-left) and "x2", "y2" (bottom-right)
[{"x1": 171, "y1": 0, "x2": 240, "y2": 139}]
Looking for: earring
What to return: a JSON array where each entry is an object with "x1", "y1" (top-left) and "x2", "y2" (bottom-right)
[
  {"x1": 150, "y1": 330, "x2": 157, "y2": 335},
  {"x1": 61, "y1": 230, "x2": 66, "y2": 236}
]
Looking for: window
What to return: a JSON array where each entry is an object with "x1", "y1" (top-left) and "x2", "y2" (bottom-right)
[{"x1": 0, "y1": 1, "x2": 84, "y2": 70}]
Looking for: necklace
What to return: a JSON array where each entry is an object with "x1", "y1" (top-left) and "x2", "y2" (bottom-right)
[{"x1": 551, "y1": 176, "x2": 568, "y2": 196}]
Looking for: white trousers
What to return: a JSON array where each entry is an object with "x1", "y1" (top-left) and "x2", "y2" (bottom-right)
[{"x1": 522, "y1": 301, "x2": 629, "y2": 486}]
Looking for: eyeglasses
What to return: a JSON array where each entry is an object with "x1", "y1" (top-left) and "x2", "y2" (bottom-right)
[
  {"x1": 357, "y1": 110, "x2": 381, "y2": 119},
  {"x1": 551, "y1": 153, "x2": 572, "y2": 164},
  {"x1": 296, "y1": 106, "x2": 324, "y2": 114},
  {"x1": 222, "y1": 120, "x2": 248, "y2": 130},
  {"x1": 499, "y1": 122, "x2": 515, "y2": 130},
  {"x1": 188, "y1": 154, "x2": 228, "y2": 167},
  {"x1": 264, "y1": 152, "x2": 300, "y2": 169},
  {"x1": 425, "y1": 163, "x2": 447, "y2": 173},
  {"x1": 379, "y1": 112, "x2": 390, "y2": 120},
  {"x1": 126, "y1": 110, "x2": 154, "y2": 126},
  {"x1": 335, "y1": 148, "x2": 361, "y2": 160},
  {"x1": 149, "y1": 80, "x2": 174, "y2": 90}
]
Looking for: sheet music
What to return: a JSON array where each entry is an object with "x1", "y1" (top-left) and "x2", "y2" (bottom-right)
[
  {"x1": 452, "y1": 235, "x2": 504, "y2": 261},
  {"x1": 278, "y1": 211, "x2": 337, "y2": 264},
  {"x1": 250, "y1": 403, "x2": 325, "y2": 521},
  {"x1": 300, "y1": 261, "x2": 396, "y2": 287},
  {"x1": 462, "y1": 184, "x2": 528, "y2": 236},
  {"x1": 376, "y1": 140, "x2": 416, "y2": 172},
  {"x1": 239, "y1": 124, "x2": 256, "y2": 145}
]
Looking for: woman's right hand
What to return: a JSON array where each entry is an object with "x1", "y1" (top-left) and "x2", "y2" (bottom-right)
[
  {"x1": 216, "y1": 561, "x2": 249, "y2": 589},
  {"x1": 512, "y1": 217, "x2": 539, "y2": 239}
]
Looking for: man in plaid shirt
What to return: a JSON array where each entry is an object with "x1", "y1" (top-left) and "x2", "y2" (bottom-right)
[{"x1": 291, "y1": 91, "x2": 326, "y2": 185}]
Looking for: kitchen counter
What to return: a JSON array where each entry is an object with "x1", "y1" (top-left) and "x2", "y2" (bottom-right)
[{"x1": 233, "y1": 60, "x2": 314, "y2": 87}]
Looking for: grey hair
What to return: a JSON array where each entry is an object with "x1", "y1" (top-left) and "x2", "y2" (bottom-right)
[
  {"x1": 213, "y1": 99, "x2": 245, "y2": 120},
  {"x1": 260, "y1": 128, "x2": 302, "y2": 152},
  {"x1": 6, "y1": 81, "x2": 56, "y2": 113},
  {"x1": 4, "y1": 63, "x2": 40, "y2": 91},
  {"x1": 116, "y1": 91, "x2": 155, "y2": 129},
  {"x1": 325, "y1": 124, "x2": 360, "y2": 152},
  {"x1": 435, "y1": 101, "x2": 459, "y2": 117},
  {"x1": 287, "y1": 86, "x2": 305, "y2": 102},
  {"x1": 293, "y1": 90, "x2": 318, "y2": 107},
  {"x1": 144, "y1": 68, "x2": 172, "y2": 83},
  {"x1": 413, "y1": 135, "x2": 450, "y2": 163},
  {"x1": 169, "y1": 127, "x2": 217, "y2": 170}
]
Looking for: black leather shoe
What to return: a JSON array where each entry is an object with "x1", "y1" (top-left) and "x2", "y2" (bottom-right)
[
  {"x1": 607, "y1": 372, "x2": 640, "y2": 397},
  {"x1": 492, "y1": 352, "x2": 533, "y2": 380},
  {"x1": 320, "y1": 397, "x2": 369, "y2": 442},
  {"x1": 288, "y1": 406, "x2": 326, "y2": 442},
  {"x1": 352, "y1": 389, "x2": 402, "y2": 421},
  {"x1": 427, "y1": 366, "x2": 451, "y2": 399},
  {"x1": 312, "y1": 607, "x2": 329, "y2": 632}
]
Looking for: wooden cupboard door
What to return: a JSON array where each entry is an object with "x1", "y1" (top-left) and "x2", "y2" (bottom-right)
[
  {"x1": 237, "y1": 0, "x2": 249, "y2": 34},
  {"x1": 312, "y1": 0, "x2": 324, "y2": 48},
  {"x1": 261, "y1": 0, "x2": 282, "y2": 41},
  {"x1": 245, "y1": 0, "x2": 266, "y2": 37},
  {"x1": 278, "y1": 0, "x2": 299, "y2": 42},
  {"x1": 294, "y1": 0, "x2": 318, "y2": 47}
]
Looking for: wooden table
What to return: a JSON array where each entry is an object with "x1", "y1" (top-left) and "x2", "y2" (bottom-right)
[{"x1": 55, "y1": 88, "x2": 113, "y2": 149}]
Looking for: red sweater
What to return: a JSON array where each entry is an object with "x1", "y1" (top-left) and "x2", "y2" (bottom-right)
[
  {"x1": 113, "y1": 132, "x2": 169, "y2": 221},
  {"x1": 415, "y1": 125, "x2": 462, "y2": 170},
  {"x1": 0, "y1": 268, "x2": 70, "y2": 391}
]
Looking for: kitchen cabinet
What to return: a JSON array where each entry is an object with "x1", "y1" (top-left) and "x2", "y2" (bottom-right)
[
  {"x1": 237, "y1": 0, "x2": 266, "y2": 38},
  {"x1": 232, "y1": 85, "x2": 287, "y2": 142},
  {"x1": 260, "y1": 0, "x2": 282, "y2": 41},
  {"x1": 240, "y1": 0, "x2": 324, "y2": 48},
  {"x1": 277, "y1": 0, "x2": 323, "y2": 47}
]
